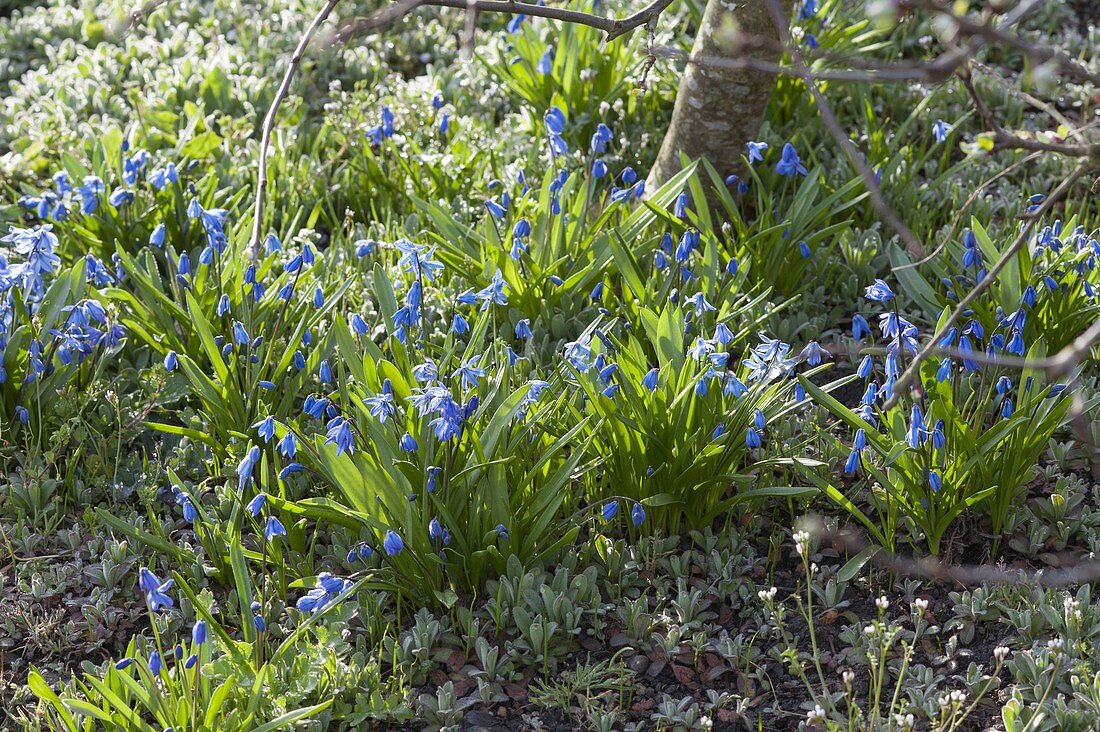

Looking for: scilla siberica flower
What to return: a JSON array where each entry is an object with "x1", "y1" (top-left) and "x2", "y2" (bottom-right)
[
  {"x1": 138, "y1": 567, "x2": 174, "y2": 611},
  {"x1": 247, "y1": 493, "x2": 267, "y2": 517},
  {"x1": 237, "y1": 445, "x2": 261, "y2": 489},
  {"x1": 325, "y1": 416, "x2": 355, "y2": 455},
  {"x1": 601, "y1": 500, "x2": 618, "y2": 521},
  {"x1": 864, "y1": 279, "x2": 895, "y2": 302},
  {"x1": 264, "y1": 516, "x2": 287, "y2": 541},
  {"x1": 746, "y1": 141, "x2": 769, "y2": 164},
  {"x1": 383, "y1": 530, "x2": 404, "y2": 555},
  {"x1": 296, "y1": 573, "x2": 353, "y2": 614},
  {"x1": 775, "y1": 142, "x2": 808, "y2": 177}
]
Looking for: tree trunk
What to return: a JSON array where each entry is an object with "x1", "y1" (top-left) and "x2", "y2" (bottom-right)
[{"x1": 648, "y1": 0, "x2": 788, "y2": 190}]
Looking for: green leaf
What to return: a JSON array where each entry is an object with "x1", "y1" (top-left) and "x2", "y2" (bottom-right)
[{"x1": 181, "y1": 129, "x2": 223, "y2": 159}]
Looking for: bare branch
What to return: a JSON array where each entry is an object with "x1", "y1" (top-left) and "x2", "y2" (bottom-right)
[
  {"x1": 246, "y1": 0, "x2": 344, "y2": 259},
  {"x1": 816, "y1": 522, "x2": 1100, "y2": 588},
  {"x1": 883, "y1": 162, "x2": 1092, "y2": 409},
  {"x1": 763, "y1": 0, "x2": 927, "y2": 257},
  {"x1": 330, "y1": 0, "x2": 674, "y2": 45},
  {"x1": 921, "y1": 0, "x2": 1100, "y2": 88}
]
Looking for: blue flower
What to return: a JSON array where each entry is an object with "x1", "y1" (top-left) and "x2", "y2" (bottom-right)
[
  {"x1": 237, "y1": 445, "x2": 261, "y2": 489},
  {"x1": 799, "y1": 340, "x2": 830, "y2": 365},
  {"x1": 149, "y1": 223, "x2": 166, "y2": 248},
  {"x1": 857, "y1": 355, "x2": 874, "y2": 379},
  {"x1": 192, "y1": 620, "x2": 207, "y2": 645},
  {"x1": 247, "y1": 493, "x2": 267, "y2": 517},
  {"x1": 383, "y1": 530, "x2": 404, "y2": 555},
  {"x1": 515, "y1": 318, "x2": 533, "y2": 339},
  {"x1": 864, "y1": 279, "x2": 895, "y2": 302},
  {"x1": 295, "y1": 573, "x2": 352, "y2": 614},
  {"x1": 843, "y1": 450, "x2": 859, "y2": 475},
  {"x1": 601, "y1": 500, "x2": 618, "y2": 521},
  {"x1": 325, "y1": 417, "x2": 355, "y2": 455},
  {"x1": 453, "y1": 356, "x2": 486, "y2": 390},
  {"x1": 264, "y1": 516, "x2": 287, "y2": 541},
  {"x1": 746, "y1": 427, "x2": 762, "y2": 449},
  {"x1": 775, "y1": 143, "x2": 808, "y2": 177},
  {"x1": 906, "y1": 406, "x2": 924, "y2": 449},
  {"x1": 631, "y1": 502, "x2": 645, "y2": 527},
  {"x1": 536, "y1": 47, "x2": 553, "y2": 74},
  {"x1": 149, "y1": 651, "x2": 163, "y2": 676},
  {"x1": 932, "y1": 120, "x2": 951, "y2": 142},
  {"x1": 928, "y1": 469, "x2": 942, "y2": 492},
  {"x1": 936, "y1": 358, "x2": 952, "y2": 382},
  {"x1": 138, "y1": 567, "x2": 174, "y2": 611},
  {"x1": 399, "y1": 432, "x2": 418, "y2": 452},
  {"x1": 253, "y1": 416, "x2": 276, "y2": 442},
  {"x1": 108, "y1": 188, "x2": 134, "y2": 208},
  {"x1": 746, "y1": 141, "x2": 769, "y2": 164},
  {"x1": 452, "y1": 313, "x2": 469, "y2": 334},
  {"x1": 931, "y1": 420, "x2": 945, "y2": 449},
  {"x1": 164, "y1": 350, "x2": 178, "y2": 371}
]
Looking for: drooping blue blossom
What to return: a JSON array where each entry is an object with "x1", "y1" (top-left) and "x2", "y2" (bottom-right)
[
  {"x1": 295, "y1": 573, "x2": 353, "y2": 614},
  {"x1": 325, "y1": 416, "x2": 355, "y2": 455},
  {"x1": 906, "y1": 405, "x2": 924, "y2": 449},
  {"x1": 383, "y1": 530, "x2": 404, "y2": 556},
  {"x1": 746, "y1": 141, "x2": 769, "y2": 164},
  {"x1": 864, "y1": 279, "x2": 895, "y2": 302},
  {"x1": 237, "y1": 445, "x2": 261, "y2": 489},
  {"x1": 138, "y1": 567, "x2": 174, "y2": 611},
  {"x1": 775, "y1": 143, "x2": 808, "y2": 177},
  {"x1": 799, "y1": 341, "x2": 830, "y2": 365},
  {"x1": 932, "y1": 119, "x2": 951, "y2": 143},
  {"x1": 253, "y1": 416, "x2": 276, "y2": 442},
  {"x1": 745, "y1": 427, "x2": 762, "y2": 449},
  {"x1": 247, "y1": 493, "x2": 267, "y2": 517},
  {"x1": 264, "y1": 516, "x2": 287, "y2": 541}
]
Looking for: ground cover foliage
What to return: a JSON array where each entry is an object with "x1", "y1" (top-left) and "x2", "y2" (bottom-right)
[{"x1": 1, "y1": 0, "x2": 1099, "y2": 729}]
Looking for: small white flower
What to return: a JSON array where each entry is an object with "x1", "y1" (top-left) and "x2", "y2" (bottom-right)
[
  {"x1": 793, "y1": 530, "x2": 811, "y2": 556},
  {"x1": 864, "y1": 624, "x2": 877, "y2": 637},
  {"x1": 894, "y1": 712, "x2": 915, "y2": 730},
  {"x1": 842, "y1": 670, "x2": 855, "y2": 688},
  {"x1": 758, "y1": 586, "x2": 778, "y2": 603},
  {"x1": 876, "y1": 595, "x2": 889, "y2": 611},
  {"x1": 807, "y1": 704, "x2": 826, "y2": 723},
  {"x1": 993, "y1": 646, "x2": 1010, "y2": 663},
  {"x1": 913, "y1": 597, "x2": 929, "y2": 612}
]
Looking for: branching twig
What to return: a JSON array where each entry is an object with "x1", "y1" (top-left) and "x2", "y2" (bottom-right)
[
  {"x1": 246, "y1": 0, "x2": 343, "y2": 259},
  {"x1": 883, "y1": 162, "x2": 1091, "y2": 409},
  {"x1": 330, "y1": 0, "x2": 674, "y2": 45},
  {"x1": 817, "y1": 522, "x2": 1100, "y2": 588},
  {"x1": 764, "y1": 0, "x2": 927, "y2": 257}
]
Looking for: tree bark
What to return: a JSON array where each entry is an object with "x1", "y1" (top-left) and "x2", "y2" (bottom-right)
[{"x1": 648, "y1": 0, "x2": 788, "y2": 190}]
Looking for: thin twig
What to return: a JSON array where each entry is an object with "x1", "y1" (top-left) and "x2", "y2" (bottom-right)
[
  {"x1": 817, "y1": 522, "x2": 1100, "y2": 588},
  {"x1": 892, "y1": 151, "x2": 1044, "y2": 272},
  {"x1": 246, "y1": 0, "x2": 343, "y2": 259},
  {"x1": 764, "y1": 0, "x2": 927, "y2": 257},
  {"x1": 330, "y1": 0, "x2": 674, "y2": 44},
  {"x1": 883, "y1": 162, "x2": 1091, "y2": 409}
]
